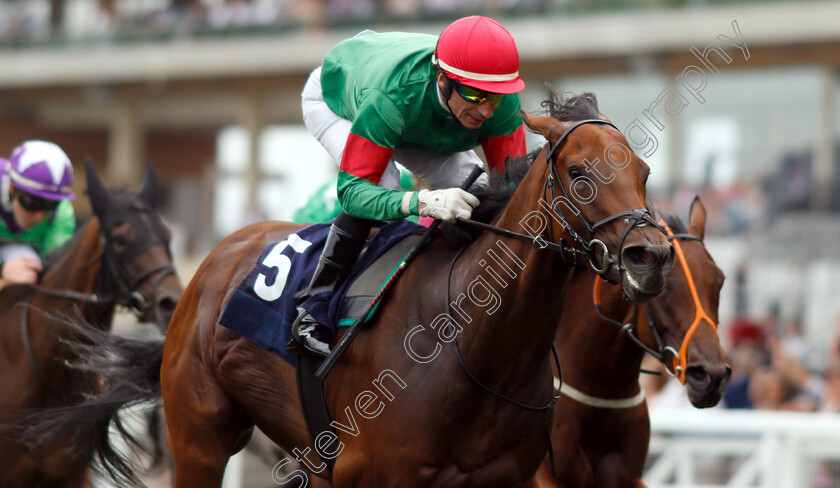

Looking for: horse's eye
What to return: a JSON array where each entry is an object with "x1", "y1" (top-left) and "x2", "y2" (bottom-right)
[{"x1": 568, "y1": 166, "x2": 583, "y2": 179}]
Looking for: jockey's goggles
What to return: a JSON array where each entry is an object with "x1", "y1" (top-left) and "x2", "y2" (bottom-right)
[
  {"x1": 454, "y1": 80, "x2": 505, "y2": 105},
  {"x1": 14, "y1": 189, "x2": 59, "y2": 212}
]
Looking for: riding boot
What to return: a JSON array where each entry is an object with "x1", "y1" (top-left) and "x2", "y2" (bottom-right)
[{"x1": 289, "y1": 213, "x2": 372, "y2": 356}]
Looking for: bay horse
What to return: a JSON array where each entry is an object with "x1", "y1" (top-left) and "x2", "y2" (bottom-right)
[
  {"x1": 0, "y1": 161, "x2": 182, "y2": 487},
  {"x1": 22, "y1": 91, "x2": 676, "y2": 487},
  {"x1": 531, "y1": 198, "x2": 731, "y2": 488}
]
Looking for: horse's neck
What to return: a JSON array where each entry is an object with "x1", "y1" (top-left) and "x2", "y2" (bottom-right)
[
  {"x1": 559, "y1": 273, "x2": 645, "y2": 396},
  {"x1": 40, "y1": 219, "x2": 112, "y2": 322},
  {"x1": 454, "y1": 167, "x2": 574, "y2": 377}
]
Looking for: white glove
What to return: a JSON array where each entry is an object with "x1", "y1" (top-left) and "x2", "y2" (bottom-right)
[{"x1": 416, "y1": 188, "x2": 480, "y2": 223}]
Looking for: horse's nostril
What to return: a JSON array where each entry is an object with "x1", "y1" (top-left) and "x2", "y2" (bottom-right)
[
  {"x1": 663, "y1": 246, "x2": 676, "y2": 267},
  {"x1": 686, "y1": 366, "x2": 711, "y2": 388},
  {"x1": 622, "y1": 246, "x2": 659, "y2": 270}
]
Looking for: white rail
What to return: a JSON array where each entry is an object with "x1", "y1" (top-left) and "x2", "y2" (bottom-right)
[{"x1": 645, "y1": 408, "x2": 840, "y2": 488}]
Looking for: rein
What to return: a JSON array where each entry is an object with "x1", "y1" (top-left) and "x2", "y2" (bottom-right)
[
  {"x1": 592, "y1": 220, "x2": 717, "y2": 385},
  {"x1": 445, "y1": 245, "x2": 562, "y2": 478},
  {"x1": 456, "y1": 217, "x2": 589, "y2": 263}
]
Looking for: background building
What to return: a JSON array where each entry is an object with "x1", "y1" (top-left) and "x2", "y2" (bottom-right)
[{"x1": 3, "y1": 1, "x2": 840, "y2": 486}]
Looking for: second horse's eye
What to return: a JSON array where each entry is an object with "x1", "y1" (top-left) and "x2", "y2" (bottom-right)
[{"x1": 568, "y1": 166, "x2": 583, "y2": 179}]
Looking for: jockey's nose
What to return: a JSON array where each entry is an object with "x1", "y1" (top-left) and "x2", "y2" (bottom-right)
[{"x1": 477, "y1": 100, "x2": 495, "y2": 119}]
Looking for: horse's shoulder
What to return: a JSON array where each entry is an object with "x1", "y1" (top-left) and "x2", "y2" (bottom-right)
[
  {"x1": 213, "y1": 221, "x2": 306, "y2": 257},
  {"x1": 195, "y1": 221, "x2": 308, "y2": 294}
]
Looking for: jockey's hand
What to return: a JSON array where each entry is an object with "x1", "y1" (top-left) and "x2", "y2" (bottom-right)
[
  {"x1": 1, "y1": 257, "x2": 42, "y2": 284},
  {"x1": 417, "y1": 188, "x2": 480, "y2": 223}
]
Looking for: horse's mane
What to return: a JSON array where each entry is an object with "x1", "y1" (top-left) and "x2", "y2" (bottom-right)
[
  {"x1": 661, "y1": 211, "x2": 689, "y2": 235},
  {"x1": 440, "y1": 87, "x2": 601, "y2": 246},
  {"x1": 648, "y1": 203, "x2": 689, "y2": 236},
  {"x1": 42, "y1": 216, "x2": 92, "y2": 270}
]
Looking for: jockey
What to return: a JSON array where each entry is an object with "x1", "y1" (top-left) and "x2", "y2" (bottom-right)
[
  {"x1": 0, "y1": 141, "x2": 76, "y2": 285},
  {"x1": 292, "y1": 15, "x2": 527, "y2": 355}
]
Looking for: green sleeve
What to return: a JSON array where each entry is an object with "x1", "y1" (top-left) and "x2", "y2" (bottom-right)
[
  {"x1": 41, "y1": 200, "x2": 76, "y2": 256},
  {"x1": 337, "y1": 171, "x2": 419, "y2": 221}
]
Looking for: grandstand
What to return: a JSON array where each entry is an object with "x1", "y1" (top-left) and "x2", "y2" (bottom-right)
[{"x1": 3, "y1": 1, "x2": 840, "y2": 486}]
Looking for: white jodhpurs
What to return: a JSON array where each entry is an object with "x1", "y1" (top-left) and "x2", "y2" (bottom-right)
[{"x1": 301, "y1": 66, "x2": 488, "y2": 191}]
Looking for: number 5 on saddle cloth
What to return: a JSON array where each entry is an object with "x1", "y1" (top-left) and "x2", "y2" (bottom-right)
[{"x1": 219, "y1": 218, "x2": 424, "y2": 367}]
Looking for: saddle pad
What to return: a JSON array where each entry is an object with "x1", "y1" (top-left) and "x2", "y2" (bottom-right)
[
  {"x1": 219, "y1": 219, "x2": 423, "y2": 366},
  {"x1": 337, "y1": 231, "x2": 425, "y2": 327}
]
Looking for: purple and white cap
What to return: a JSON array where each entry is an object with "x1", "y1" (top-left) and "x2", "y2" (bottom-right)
[{"x1": 9, "y1": 140, "x2": 75, "y2": 201}]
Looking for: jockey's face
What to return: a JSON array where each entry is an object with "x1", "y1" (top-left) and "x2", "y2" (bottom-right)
[
  {"x1": 438, "y1": 73, "x2": 500, "y2": 130},
  {"x1": 9, "y1": 183, "x2": 49, "y2": 230}
]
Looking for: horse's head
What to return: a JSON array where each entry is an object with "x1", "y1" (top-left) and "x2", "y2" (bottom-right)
[
  {"x1": 641, "y1": 198, "x2": 731, "y2": 407},
  {"x1": 85, "y1": 160, "x2": 182, "y2": 332},
  {"x1": 521, "y1": 93, "x2": 673, "y2": 302}
]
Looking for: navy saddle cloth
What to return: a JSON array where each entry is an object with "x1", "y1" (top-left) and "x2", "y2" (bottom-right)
[{"x1": 219, "y1": 219, "x2": 424, "y2": 366}]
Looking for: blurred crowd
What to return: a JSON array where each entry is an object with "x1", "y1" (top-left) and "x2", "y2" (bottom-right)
[
  {"x1": 0, "y1": 0, "x2": 550, "y2": 44},
  {"x1": 652, "y1": 143, "x2": 840, "y2": 237}
]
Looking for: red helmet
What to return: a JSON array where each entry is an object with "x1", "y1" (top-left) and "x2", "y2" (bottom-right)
[{"x1": 432, "y1": 16, "x2": 524, "y2": 94}]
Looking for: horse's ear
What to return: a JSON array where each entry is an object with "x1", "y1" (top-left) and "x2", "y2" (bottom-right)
[
  {"x1": 522, "y1": 113, "x2": 573, "y2": 144},
  {"x1": 85, "y1": 158, "x2": 110, "y2": 218},
  {"x1": 138, "y1": 164, "x2": 156, "y2": 209},
  {"x1": 688, "y1": 195, "x2": 707, "y2": 241}
]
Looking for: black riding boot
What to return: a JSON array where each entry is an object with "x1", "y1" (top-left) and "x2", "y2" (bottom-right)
[{"x1": 289, "y1": 213, "x2": 372, "y2": 356}]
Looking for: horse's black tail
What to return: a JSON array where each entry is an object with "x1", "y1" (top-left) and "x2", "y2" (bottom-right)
[{"x1": 15, "y1": 313, "x2": 165, "y2": 488}]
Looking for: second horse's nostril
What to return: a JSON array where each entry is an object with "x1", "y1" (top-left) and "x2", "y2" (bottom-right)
[
  {"x1": 158, "y1": 297, "x2": 178, "y2": 314},
  {"x1": 686, "y1": 366, "x2": 711, "y2": 388}
]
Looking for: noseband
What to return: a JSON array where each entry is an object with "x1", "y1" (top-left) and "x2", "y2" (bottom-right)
[{"x1": 593, "y1": 220, "x2": 719, "y2": 384}]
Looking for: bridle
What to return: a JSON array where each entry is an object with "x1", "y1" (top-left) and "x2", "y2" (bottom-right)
[
  {"x1": 20, "y1": 205, "x2": 175, "y2": 397},
  {"x1": 458, "y1": 118, "x2": 662, "y2": 277},
  {"x1": 542, "y1": 119, "x2": 661, "y2": 276},
  {"x1": 593, "y1": 220, "x2": 719, "y2": 384}
]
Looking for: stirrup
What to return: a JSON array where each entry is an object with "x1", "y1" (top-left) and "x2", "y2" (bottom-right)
[{"x1": 288, "y1": 307, "x2": 331, "y2": 357}]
